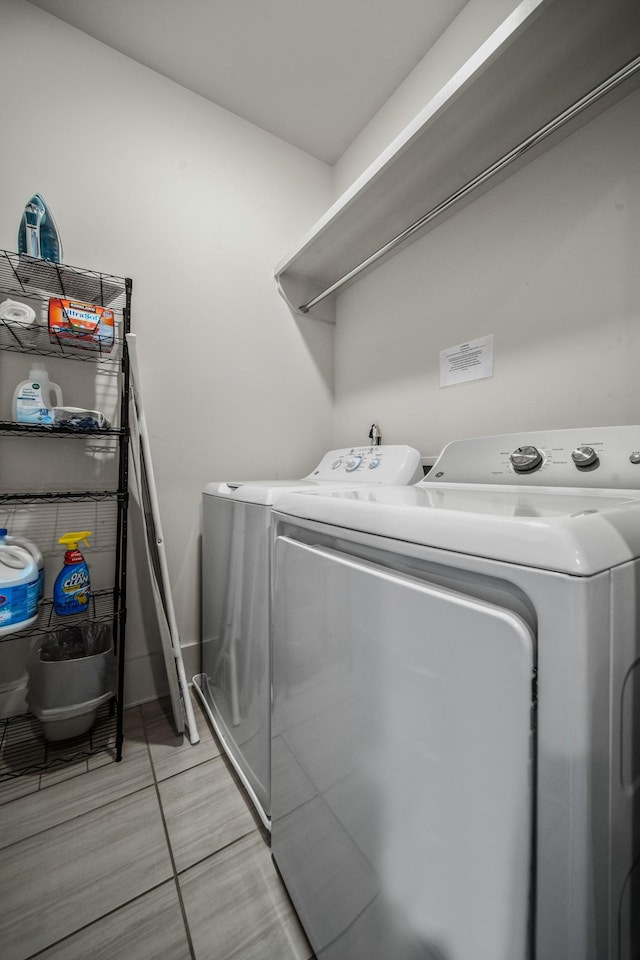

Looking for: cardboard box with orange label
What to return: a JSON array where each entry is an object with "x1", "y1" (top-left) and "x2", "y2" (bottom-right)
[{"x1": 48, "y1": 298, "x2": 115, "y2": 353}]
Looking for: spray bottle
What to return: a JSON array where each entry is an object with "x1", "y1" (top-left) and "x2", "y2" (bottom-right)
[{"x1": 53, "y1": 531, "x2": 92, "y2": 616}]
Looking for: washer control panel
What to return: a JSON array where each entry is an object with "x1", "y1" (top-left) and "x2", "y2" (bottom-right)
[
  {"x1": 425, "y1": 426, "x2": 640, "y2": 489},
  {"x1": 307, "y1": 445, "x2": 421, "y2": 485},
  {"x1": 509, "y1": 445, "x2": 544, "y2": 473}
]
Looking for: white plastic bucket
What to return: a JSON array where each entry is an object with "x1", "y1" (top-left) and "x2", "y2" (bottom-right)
[
  {"x1": 27, "y1": 623, "x2": 117, "y2": 741},
  {"x1": 29, "y1": 651, "x2": 117, "y2": 740}
]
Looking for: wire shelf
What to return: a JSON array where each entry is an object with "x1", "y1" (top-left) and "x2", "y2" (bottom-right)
[
  {"x1": 0, "y1": 421, "x2": 125, "y2": 438},
  {"x1": 0, "y1": 590, "x2": 123, "y2": 644},
  {"x1": 0, "y1": 316, "x2": 124, "y2": 363},
  {"x1": 0, "y1": 250, "x2": 127, "y2": 310},
  {"x1": 0, "y1": 701, "x2": 118, "y2": 783},
  {"x1": 0, "y1": 490, "x2": 125, "y2": 504},
  {"x1": 0, "y1": 248, "x2": 129, "y2": 363}
]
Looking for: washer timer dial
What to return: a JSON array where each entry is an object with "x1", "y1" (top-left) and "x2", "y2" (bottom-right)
[
  {"x1": 345, "y1": 455, "x2": 362, "y2": 472},
  {"x1": 509, "y1": 445, "x2": 543, "y2": 473}
]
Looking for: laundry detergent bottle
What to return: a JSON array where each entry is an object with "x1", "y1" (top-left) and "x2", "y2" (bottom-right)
[
  {"x1": 0, "y1": 529, "x2": 44, "y2": 605},
  {"x1": 0, "y1": 543, "x2": 39, "y2": 636},
  {"x1": 12, "y1": 362, "x2": 63, "y2": 425},
  {"x1": 54, "y1": 531, "x2": 92, "y2": 616}
]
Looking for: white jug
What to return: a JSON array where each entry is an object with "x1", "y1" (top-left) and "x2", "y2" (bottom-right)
[
  {"x1": 12, "y1": 362, "x2": 63, "y2": 425},
  {"x1": 0, "y1": 543, "x2": 39, "y2": 636},
  {"x1": 0, "y1": 529, "x2": 44, "y2": 604}
]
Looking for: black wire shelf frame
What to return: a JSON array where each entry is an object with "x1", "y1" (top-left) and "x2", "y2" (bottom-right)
[
  {"x1": 0, "y1": 421, "x2": 125, "y2": 438},
  {"x1": 0, "y1": 249, "x2": 131, "y2": 764},
  {"x1": 0, "y1": 589, "x2": 124, "y2": 644},
  {"x1": 0, "y1": 489, "x2": 126, "y2": 504}
]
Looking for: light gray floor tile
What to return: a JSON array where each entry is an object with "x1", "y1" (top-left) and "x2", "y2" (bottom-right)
[
  {"x1": 2, "y1": 696, "x2": 316, "y2": 960},
  {"x1": 0, "y1": 771, "x2": 40, "y2": 805},
  {"x1": 142, "y1": 694, "x2": 221, "y2": 782},
  {"x1": 190, "y1": 684, "x2": 222, "y2": 730},
  {"x1": 158, "y1": 755, "x2": 256, "y2": 873},
  {"x1": 0, "y1": 705, "x2": 144, "y2": 805},
  {"x1": 0, "y1": 727, "x2": 153, "y2": 850},
  {"x1": 38, "y1": 756, "x2": 89, "y2": 788},
  {"x1": 87, "y1": 703, "x2": 146, "y2": 770},
  {"x1": 181, "y1": 832, "x2": 313, "y2": 960},
  {"x1": 87, "y1": 749, "x2": 119, "y2": 771},
  {"x1": 35, "y1": 880, "x2": 192, "y2": 960},
  {"x1": 0, "y1": 785, "x2": 173, "y2": 960},
  {"x1": 0, "y1": 713, "x2": 46, "y2": 783}
]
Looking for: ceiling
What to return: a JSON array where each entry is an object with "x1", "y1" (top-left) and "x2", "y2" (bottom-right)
[{"x1": 27, "y1": 0, "x2": 468, "y2": 164}]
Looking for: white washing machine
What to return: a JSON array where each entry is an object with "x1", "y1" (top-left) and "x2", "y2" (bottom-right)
[
  {"x1": 193, "y1": 445, "x2": 421, "y2": 829},
  {"x1": 271, "y1": 426, "x2": 640, "y2": 960}
]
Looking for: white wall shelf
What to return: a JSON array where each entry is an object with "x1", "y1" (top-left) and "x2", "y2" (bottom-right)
[{"x1": 275, "y1": 0, "x2": 640, "y2": 322}]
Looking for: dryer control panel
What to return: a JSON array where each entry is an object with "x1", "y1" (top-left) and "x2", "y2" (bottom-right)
[{"x1": 424, "y1": 426, "x2": 640, "y2": 489}]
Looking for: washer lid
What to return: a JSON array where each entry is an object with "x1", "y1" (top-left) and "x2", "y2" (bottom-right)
[
  {"x1": 202, "y1": 445, "x2": 422, "y2": 504},
  {"x1": 202, "y1": 477, "x2": 410, "y2": 506},
  {"x1": 204, "y1": 478, "x2": 330, "y2": 506},
  {"x1": 274, "y1": 483, "x2": 640, "y2": 575}
]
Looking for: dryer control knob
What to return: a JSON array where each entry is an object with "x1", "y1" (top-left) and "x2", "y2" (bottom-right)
[
  {"x1": 331, "y1": 459, "x2": 342, "y2": 469},
  {"x1": 571, "y1": 445, "x2": 599, "y2": 469},
  {"x1": 369, "y1": 458, "x2": 380, "y2": 469},
  {"x1": 630, "y1": 451, "x2": 640, "y2": 465},
  {"x1": 345, "y1": 456, "x2": 362, "y2": 472},
  {"x1": 510, "y1": 445, "x2": 543, "y2": 473}
]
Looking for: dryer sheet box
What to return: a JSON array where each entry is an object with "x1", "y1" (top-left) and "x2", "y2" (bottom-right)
[{"x1": 48, "y1": 298, "x2": 115, "y2": 353}]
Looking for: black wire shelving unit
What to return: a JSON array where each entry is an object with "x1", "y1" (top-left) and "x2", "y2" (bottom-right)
[{"x1": 0, "y1": 249, "x2": 131, "y2": 766}]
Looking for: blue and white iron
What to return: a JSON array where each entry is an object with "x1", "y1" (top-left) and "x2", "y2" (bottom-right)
[{"x1": 18, "y1": 193, "x2": 62, "y2": 262}]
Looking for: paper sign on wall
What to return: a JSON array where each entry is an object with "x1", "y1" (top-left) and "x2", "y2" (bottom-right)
[{"x1": 440, "y1": 334, "x2": 493, "y2": 387}]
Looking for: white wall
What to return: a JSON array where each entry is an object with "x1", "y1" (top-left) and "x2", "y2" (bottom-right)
[
  {"x1": 0, "y1": 0, "x2": 333, "y2": 707},
  {"x1": 332, "y1": 88, "x2": 640, "y2": 456}
]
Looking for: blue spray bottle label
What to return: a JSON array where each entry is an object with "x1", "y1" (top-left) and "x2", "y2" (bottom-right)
[{"x1": 53, "y1": 532, "x2": 92, "y2": 616}]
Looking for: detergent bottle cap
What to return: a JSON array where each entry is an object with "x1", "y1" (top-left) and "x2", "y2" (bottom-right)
[
  {"x1": 28, "y1": 361, "x2": 48, "y2": 377},
  {"x1": 58, "y1": 531, "x2": 92, "y2": 550},
  {"x1": 0, "y1": 529, "x2": 6, "y2": 538}
]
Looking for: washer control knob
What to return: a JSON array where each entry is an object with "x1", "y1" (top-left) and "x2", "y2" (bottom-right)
[
  {"x1": 630, "y1": 451, "x2": 640, "y2": 465},
  {"x1": 369, "y1": 458, "x2": 380, "y2": 469},
  {"x1": 571, "y1": 445, "x2": 599, "y2": 469},
  {"x1": 331, "y1": 459, "x2": 342, "y2": 469},
  {"x1": 345, "y1": 456, "x2": 362, "y2": 472},
  {"x1": 510, "y1": 445, "x2": 543, "y2": 473}
]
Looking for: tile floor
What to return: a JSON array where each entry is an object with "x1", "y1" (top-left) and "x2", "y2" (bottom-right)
[{"x1": 0, "y1": 691, "x2": 314, "y2": 960}]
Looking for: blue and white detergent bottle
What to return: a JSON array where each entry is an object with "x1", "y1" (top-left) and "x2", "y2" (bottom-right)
[
  {"x1": 0, "y1": 529, "x2": 44, "y2": 605},
  {"x1": 54, "y1": 531, "x2": 92, "y2": 616},
  {"x1": 12, "y1": 362, "x2": 63, "y2": 426},
  {"x1": 0, "y1": 541, "x2": 39, "y2": 636}
]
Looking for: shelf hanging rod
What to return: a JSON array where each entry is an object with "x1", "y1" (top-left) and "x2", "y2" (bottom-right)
[{"x1": 299, "y1": 53, "x2": 640, "y2": 314}]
